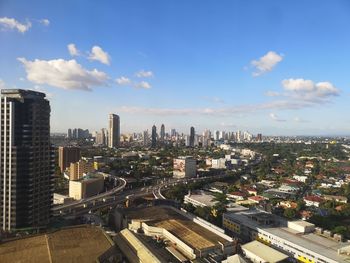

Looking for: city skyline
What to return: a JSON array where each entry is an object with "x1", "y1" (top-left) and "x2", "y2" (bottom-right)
[{"x1": 1, "y1": 1, "x2": 350, "y2": 135}]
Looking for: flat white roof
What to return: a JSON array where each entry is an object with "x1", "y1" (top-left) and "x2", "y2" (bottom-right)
[{"x1": 242, "y1": 240, "x2": 288, "y2": 262}]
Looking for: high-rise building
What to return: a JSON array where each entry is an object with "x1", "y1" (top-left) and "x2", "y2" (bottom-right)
[
  {"x1": 143, "y1": 130, "x2": 149, "y2": 146},
  {"x1": 67, "y1": 128, "x2": 72, "y2": 139},
  {"x1": 69, "y1": 159, "x2": 95, "y2": 180},
  {"x1": 160, "y1": 124, "x2": 165, "y2": 141},
  {"x1": 0, "y1": 89, "x2": 54, "y2": 231},
  {"x1": 189, "y1": 126, "x2": 195, "y2": 147},
  {"x1": 257, "y1": 133, "x2": 262, "y2": 142},
  {"x1": 151, "y1": 125, "x2": 157, "y2": 148},
  {"x1": 58, "y1": 146, "x2": 81, "y2": 173},
  {"x1": 108, "y1": 114, "x2": 120, "y2": 148}
]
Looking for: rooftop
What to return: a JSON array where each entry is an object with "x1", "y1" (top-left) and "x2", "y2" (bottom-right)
[
  {"x1": 0, "y1": 226, "x2": 114, "y2": 263},
  {"x1": 242, "y1": 240, "x2": 288, "y2": 262},
  {"x1": 225, "y1": 211, "x2": 350, "y2": 263},
  {"x1": 121, "y1": 206, "x2": 232, "y2": 251}
]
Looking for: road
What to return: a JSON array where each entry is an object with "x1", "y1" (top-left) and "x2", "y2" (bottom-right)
[{"x1": 53, "y1": 173, "x2": 229, "y2": 217}]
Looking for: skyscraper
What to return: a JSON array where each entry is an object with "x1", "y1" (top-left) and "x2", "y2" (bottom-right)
[
  {"x1": 160, "y1": 124, "x2": 165, "y2": 142},
  {"x1": 67, "y1": 128, "x2": 72, "y2": 139},
  {"x1": 189, "y1": 126, "x2": 195, "y2": 147},
  {"x1": 151, "y1": 125, "x2": 157, "y2": 148},
  {"x1": 0, "y1": 89, "x2": 54, "y2": 231},
  {"x1": 108, "y1": 114, "x2": 120, "y2": 148}
]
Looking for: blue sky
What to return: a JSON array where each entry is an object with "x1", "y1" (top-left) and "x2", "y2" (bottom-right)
[{"x1": 1, "y1": 0, "x2": 350, "y2": 135}]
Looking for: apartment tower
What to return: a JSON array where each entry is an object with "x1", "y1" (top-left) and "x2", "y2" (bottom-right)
[
  {"x1": 108, "y1": 114, "x2": 120, "y2": 148},
  {"x1": 0, "y1": 89, "x2": 54, "y2": 231}
]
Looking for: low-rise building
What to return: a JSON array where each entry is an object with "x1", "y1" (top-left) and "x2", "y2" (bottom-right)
[
  {"x1": 222, "y1": 210, "x2": 350, "y2": 263},
  {"x1": 69, "y1": 172, "x2": 104, "y2": 200},
  {"x1": 241, "y1": 240, "x2": 289, "y2": 263},
  {"x1": 173, "y1": 156, "x2": 196, "y2": 178},
  {"x1": 184, "y1": 191, "x2": 217, "y2": 207},
  {"x1": 304, "y1": 195, "x2": 324, "y2": 207},
  {"x1": 211, "y1": 158, "x2": 227, "y2": 169},
  {"x1": 112, "y1": 206, "x2": 235, "y2": 261}
]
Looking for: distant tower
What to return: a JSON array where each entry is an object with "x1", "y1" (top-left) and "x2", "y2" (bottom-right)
[
  {"x1": 160, "y1": 124, "x2": 165, "y2": 141},
  {"x1": 108, "y1": 114, "x2": 120, "y2": 148},
  {"x1": 151, "y1": 125, "x2": 157, "y2": 148},
  {"x1": 189, "y1": 126, "x2": 195, "y2": 147},
  {"x1": 67, "y1": 128, "x2": 72, "y2": 139}
]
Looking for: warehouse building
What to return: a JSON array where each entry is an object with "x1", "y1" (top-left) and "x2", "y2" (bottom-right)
[{"x1": 223, "y1": 210, "x2": 350, "y2": 263}]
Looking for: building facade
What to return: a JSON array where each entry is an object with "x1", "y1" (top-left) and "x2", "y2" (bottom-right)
[
  {"x1": 0, "y1": 89, "x2": 54, "y2": 231},
  {"x1": 173, "y1": 156, "x2": 196, "y2": 178},
  {"x1": 108, "y1": 114, "x2": 120, "y2": 148},
  {"x1": 58, "y1": 146, "x2": 81, "y2": 172}
]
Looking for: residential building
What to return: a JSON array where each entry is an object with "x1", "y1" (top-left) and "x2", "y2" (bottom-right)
[
  {"x1": 58, "y1": 146, "x2": 81, "y2": 172},
  {"x1": 304, "y1": 195, "x2": 324, "y2": 207},
  {"x1": 108, "y1": 114, "x2": 120, "y2": 148},
  {"x1": 0, "y1": 89, "x2": 54, "y2": 231},
  {"x1": 69, "y1": 159, "x2": 95, "y2": 180},
  {"x1": 173, "y1": 156, "x2": 196, "y2": 178}
]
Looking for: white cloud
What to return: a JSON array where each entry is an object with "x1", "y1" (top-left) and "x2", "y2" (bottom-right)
[
  {"x1": 269, "y1": 113, "x2": 286, "y2": 122},
  {"x1": 116, "y1": 76, "x2": 131, "y2": 85},
  {"x1": 18, "y1": 57, "x2": 108, "y2": 91},
  {"x1": 67, "y1": 43, "x2": 80, "y2": 56},
  {"x1": 251, "y1": 51, "x2": 283, "y2": 76},
  {"x1": 281, "y1": 78, "x2": 339, "y2": 101},
  {"x1": 88, "y1": 46, "x2": 110, "y2": 65},
  {"x1": 134, "y1": 81, "x2": 151, "y2": 89},
  {"x1": 135, "y1": 70, "x2": 153, "y2": 78},
  {"x1": 0, "y1": 17, "x2": 31, "y2": 33},
  {"x1": 117, "y1": 99, "x2": 317, "y2": 117},
  {"x1": 39, "y1": 19, "x2": 50, "y2": 26},
  {"x1": 294, "y1": 117, "x2": 310, "y2": 123}
]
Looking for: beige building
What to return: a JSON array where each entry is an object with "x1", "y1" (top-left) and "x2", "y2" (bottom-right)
[
  {"x1": 58, "y1": 146, "x2": 81, "y2": 173},
  {"x1": 69, "y1": 173, "x2": 104, "y2": 200},
  {"x1": 173, "y1": 156, "x2": 196, "y2": 178},
  {"x1": 69, "y1": 159, "x2": 95, "y2": 180}
]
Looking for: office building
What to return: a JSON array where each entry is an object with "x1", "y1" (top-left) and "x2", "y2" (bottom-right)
[
  {"x1": 143, "y1": 130, "x2": 149, "y2": 146},
  {"x1": 257, "y1": 133, "x2": 262, "y2": 142},
  {"x1": 173, "y1": 156, "x2": 196, "y2": 178},
  {"x1": 108, "y1": 114, "x2": 120, "y2": 148},
  {"x1": 151, "y1": 125, "x2": 157, "y2": 148},
  {"x1": 160, "y1": 124, "x2": 165, "y2": 141},
  {"x1": 58, "y1": 146, "x2": 81, "y2": 173},
  {"x1": 0, "y1": 89, "x2": 54, "y2": 231},
  {"x1": 67, "y1": 128, "x2": 72, "y2": 139},
  {"x1": 189, "y1": 126, "x2": 195, "y2": 147}
]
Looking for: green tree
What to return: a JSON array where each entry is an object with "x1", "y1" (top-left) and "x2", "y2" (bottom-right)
[{"x1": 283, "y1": 208, "x2": 296, "y2": 219}]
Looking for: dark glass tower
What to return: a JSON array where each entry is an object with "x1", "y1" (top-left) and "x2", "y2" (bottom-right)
[
  {"x1": 151, "y1": 125, "x2": 157, "y2": 148},
  {"x1": 0, "y1": 89, "x2": 54, "y2": 231},
  {"x1": 160, "y1": 124, "x2": 165, "y2": 142},
  {"x1": 189, "y1": 126, "x2": 195, "y2": 147}
]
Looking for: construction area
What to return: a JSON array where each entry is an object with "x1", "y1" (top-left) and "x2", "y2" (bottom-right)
[
  {"x1": 0, "y1": 225, "x2": 118, "y2": 263},
  {"x1": 112, "y1": 205, "x2": 235, "y2": 262}
]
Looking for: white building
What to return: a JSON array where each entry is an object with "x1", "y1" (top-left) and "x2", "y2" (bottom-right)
[
  {"x1": 212, "y1": 158, "x2": 226, "y2": 169},
  {"x1": 173, "y1": 157, "x2": 196, "y2": 178}
]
